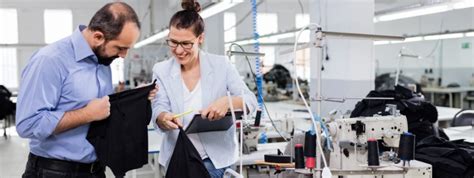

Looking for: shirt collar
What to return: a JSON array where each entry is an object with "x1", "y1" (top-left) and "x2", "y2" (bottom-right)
[{"x1": 71, "y1": 25, "x2": 97, "y2": 62}]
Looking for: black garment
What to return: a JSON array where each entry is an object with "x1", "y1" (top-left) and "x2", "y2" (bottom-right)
[
  {"x1": 22, "y1": 153, "x2": 105, "y2": 178},
  {"x1": 166, "y1": 128, "x2": 211, "y2": 178},
  {"x1": 415, "y1": 136, "x2": 474, "y2": 178},
  {"x1": 350, "y1": 85, "x2": 446, "y2": 142},
  {"x1": 0, "y1": 85, "x2": 15, "y2": 120},
  {"x1": 87, "y1": 82, "x2": 155, "y2": 177}
]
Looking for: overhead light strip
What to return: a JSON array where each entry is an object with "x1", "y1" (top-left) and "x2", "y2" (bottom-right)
[
  {"x1": 134, "y1": 0, "x2": 243, "y2": 49},
  {"x1": 374, "y1": 31, "x2": 474, "y2": 45},
  {"x1": 374, "y1": 0, "x2": 474, "y2": 23}
]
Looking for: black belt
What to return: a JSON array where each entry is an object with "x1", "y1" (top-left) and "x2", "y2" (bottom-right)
[{"x1": 29, "y1": 153, "x2": 104, "y2": 174}]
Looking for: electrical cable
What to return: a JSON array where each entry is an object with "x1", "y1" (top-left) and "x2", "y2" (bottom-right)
[
  {"x1": 297, "y1": 0, "x2": 304, "y2": 15},
  {"x1": 292, "y1": 23, "x2": 329, "y2": 169},
  {"x1": 250, "y1": 0, "x2": 265, "y2": 118},
  {"x1": 229, "y1": 43, "x2": 289, "y2": 141},
  {"x1": 140, "y1": 0, "x2": 152, "y2": 24}
]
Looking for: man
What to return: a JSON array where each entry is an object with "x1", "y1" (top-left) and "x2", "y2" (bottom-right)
[{"x1": 16, "y1": 2, "x2": 156, "y2": 178}]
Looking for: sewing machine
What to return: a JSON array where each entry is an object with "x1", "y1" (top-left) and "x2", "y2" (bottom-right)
[
  {"x1": 325, "y1": 115, "x2": 432, "y2": 178},
  {"x1": 242, "y1": 126, "x2": 260, "y2": 154}
]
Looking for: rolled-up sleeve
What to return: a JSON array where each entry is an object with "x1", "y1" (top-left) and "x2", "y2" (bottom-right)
[
  {"x1": 224, "y1": 58, "x2": 258, "y2": 114},
  {"x1": 151, "y1": 65, "x2": 172, "y2": 133},
  {"x1": 15, "y1": 55, "x2": 65, "y2": 140}
]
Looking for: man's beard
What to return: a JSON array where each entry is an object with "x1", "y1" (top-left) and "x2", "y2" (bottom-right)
[{"x1": 93, "y1": 44, "x2": 118, "y2": 66}]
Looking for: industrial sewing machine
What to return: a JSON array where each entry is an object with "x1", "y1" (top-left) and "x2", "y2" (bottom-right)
[{"x1": 325, "y1": 114, "x2": 432, "y2": 178}]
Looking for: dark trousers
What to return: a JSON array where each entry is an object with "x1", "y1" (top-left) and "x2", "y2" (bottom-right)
[{"x1": 22, "y1": 153, "x2": 105, "y2": 178}]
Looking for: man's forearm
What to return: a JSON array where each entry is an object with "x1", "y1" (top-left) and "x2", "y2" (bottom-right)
[{"x1": 53, "y1": 108, "x2": 92, "y2": 134}]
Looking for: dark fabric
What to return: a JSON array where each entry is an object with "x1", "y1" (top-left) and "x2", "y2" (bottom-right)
[
  {"x1": 166, "y1": 128, "x2": 210, "y2": 178},
  {"x1": 22, "y1": 153, "x2": 105, "y2": 178},
  {"x1": 87, "y1": 82, "x2": 155, "y2": 177},
  {"x1": 350, "y1": 85, "x2": 446, "y2": 142},
  {"x1": 415, "y1": 136, "x2": 474, "y2": 178},
  {"x1": 0, "y1": 85, "x2": 15, "y2": 120}
]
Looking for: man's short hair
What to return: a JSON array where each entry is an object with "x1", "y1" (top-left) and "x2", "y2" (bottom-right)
[{"x1": 88, "y1": 2, "x2": 140, "y2": 41}]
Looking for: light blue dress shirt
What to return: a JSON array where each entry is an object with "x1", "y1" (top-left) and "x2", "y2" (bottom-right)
[{"x1": 16, "y1": 25, "x2": 113, "y2": 163}]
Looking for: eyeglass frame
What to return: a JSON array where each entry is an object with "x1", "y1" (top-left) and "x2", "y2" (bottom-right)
[{"x1": 165, "y1": 37, "x2": 199, "y2": 50}]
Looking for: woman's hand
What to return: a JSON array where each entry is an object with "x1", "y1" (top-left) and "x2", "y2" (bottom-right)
[
  {"x1": 148, "y1": 85, "x2": 159, "y2": 101},
  {"x1": 200, "y1": 97, "x2": 229, "y2": 121},
  {"x1": 156, "y1": 112, "x2": 182, "y2": 130}
]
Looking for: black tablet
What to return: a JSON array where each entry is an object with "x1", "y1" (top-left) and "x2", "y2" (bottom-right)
[{"x1": 185, "y1": 111, "x2": 243, "y2": 134}]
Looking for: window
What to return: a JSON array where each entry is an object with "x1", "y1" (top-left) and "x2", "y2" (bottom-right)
[
  {"x1": 224, "y1": 12, "x2": 236, "y2": 63},
  {"x1": 0, "y1": 9, "x2": 18, "y2": 44},
  {"x1": 0, "y1": 8, "x2": 18, "y2": 88},
  {"x1": 224, "y1": 12, "x2": 236, "y2": 43},
  {"x1": 44, "y1": 9, "x2": 73, "y2": 44},
  {"x1": 295, "y1": 14, "x2": 310, "y2": 79},
  {"x1": 0, "y1": 48, "x2": 18, "y2": 88},
  {"x1": 257, "y1": 13, "x2": 278, "y2": 71},
  {"x1": 295, "y1": 14, "x2": 310, "y2": 43},
  {"x1": 111, "y1": 58, "x2": 124, "y2": 85}
]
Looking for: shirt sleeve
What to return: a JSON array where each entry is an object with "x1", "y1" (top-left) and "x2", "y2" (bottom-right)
[
  {"x1": 15, "y1": 55, "x2": 65, "y2": 140},
  {"x1": 151, "y1": 65, "x2": 172, "y2": 134},
  {"x1": 224, "y1": 57, "x2": 258, "y2": 114}
]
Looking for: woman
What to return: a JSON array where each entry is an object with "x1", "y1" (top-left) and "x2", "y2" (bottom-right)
[{"x1": 151, "y1": 1, "x2": 258, "y2": 177}]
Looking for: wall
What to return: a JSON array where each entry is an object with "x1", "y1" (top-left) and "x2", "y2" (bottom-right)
[
  {"x1": 375, "y1": 7, "x2": 474, "y2": 87},
  {"x1": 0, "y1": 0, "x2": 150, "y2": 90},
  {"x1": 1, "y1": 0, "x2": 316, "y2": 89},
  {"x1": 309, "y1": 0, "x2": 375, "y2": 117}
]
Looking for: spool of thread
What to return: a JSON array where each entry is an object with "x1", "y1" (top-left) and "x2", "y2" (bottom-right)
[
  {"x1": 398, "y1": 132, "x2": 415, "y2": 166},
  {"x1": 254, "y1": 110, "x2": 262, "y2": 126},
  {"x1": 294, "y1": 144, "x2": 305, "y2": 169},
  {"x1": 304, "y1": 131, "x2": 316, "y2": 169},
  {"x1": 367, "y1": 138, "x2": 380, "y2": 166}
]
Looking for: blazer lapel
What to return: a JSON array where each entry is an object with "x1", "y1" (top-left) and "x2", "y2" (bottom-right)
[
  {"x1": 200, "y1": 51, "x2": 214, "y2": 108},
  {"x1": 168, "y1": 59, "x2": 184, "y2": 114}
]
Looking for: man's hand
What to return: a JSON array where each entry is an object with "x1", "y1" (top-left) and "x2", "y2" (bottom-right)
[
  {"x1": 157, "y1": 112, "x2": 182, "y2": 130},
  {"x1": 200, "y1": 97, "x2": 229, "y2": 121},
  {"x1": 84, "y1": 96, "x2": 110, "y2": 121},
  {"x1": 148, "y1": 85, "x2": 159, "y2": 101}
]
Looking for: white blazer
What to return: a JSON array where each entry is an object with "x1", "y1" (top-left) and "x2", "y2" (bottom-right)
[{"x1": 151, "y1": 51, "x2": 258, "y2": 170}]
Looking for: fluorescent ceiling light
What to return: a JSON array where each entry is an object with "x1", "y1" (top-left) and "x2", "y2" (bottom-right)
[
  {"x1": 200, "y1": 0, "x2": 243, "y2": 19},
  {"x1": 234, "y1": 39, "x2": 257, "y2": 46},
  {"x1": 374, "y1": 31, "x2": 474, "y2": 46},
  {"x1": 390, "y1": 40, "x2": 404, "y2": 44},
  {"x1": 424, "y1": 33, "x2": 463, "y2": 40},
  {"x1": 453, "y1": 1, "x2": 474, "y2": 9},
  {"x1": 374, "y1": 0, "x2": 474, "y2": 23},
  {"x1": 134, "y1": 29, "x2": 169, "y2": 49},
  {"x1": 377, "y1": 4, "x2": 449, "y2": 22},
  {"x1": 373, "y1": 41, "x2": 390, "y2": 45},
  {"x1": 404, "y1": 37, "x2": 423, "y2": 42},
  {"x1": 232, "y1": 31, "x2": 303, "y2": 46},
  {"x1": 260, "y1": 32, "x2": 296, "y2": 42},
  {"x1": 134, "y1": 0, "x2": 242, "y2": 48},
  {"x1": 465, "y1": 32, "x2": 474, "y2": 37}
]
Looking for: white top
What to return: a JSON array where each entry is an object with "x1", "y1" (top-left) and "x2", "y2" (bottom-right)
[{"x1": 182, "y1": 79, "x2": 208, "y2": 159}]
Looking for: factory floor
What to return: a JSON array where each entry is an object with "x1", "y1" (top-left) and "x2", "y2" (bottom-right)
[{"x1": 0, "y1": 126, "x2": 156, "y2": 178}]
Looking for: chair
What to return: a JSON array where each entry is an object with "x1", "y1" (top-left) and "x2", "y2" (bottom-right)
[
  {"x1": 451, "y1": 109, "x2": 474, "y2": 127},
  {"x1": 0, "y1": 85, "x2": 14, "y2": 139},
  {"x1": 464, "y1": 91, "x2": 474, "y2": 109}
]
